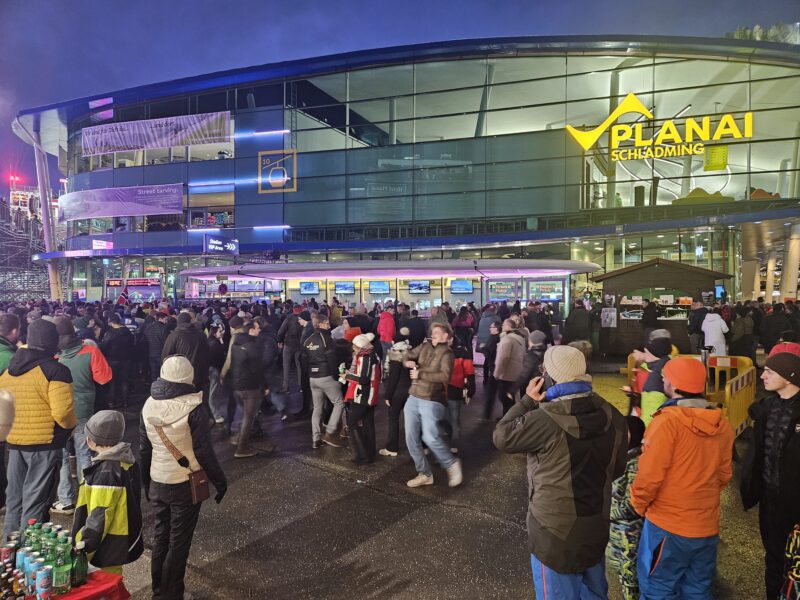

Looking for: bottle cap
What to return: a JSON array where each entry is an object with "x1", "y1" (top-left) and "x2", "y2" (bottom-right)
[{"x1": 26, "y1": 520, "x2": 36, "y2": 526}]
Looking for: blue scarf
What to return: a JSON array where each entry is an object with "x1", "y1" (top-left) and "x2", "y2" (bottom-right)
[{"x1": 545, "y1": 380, "x2": 592, "y2": 402}]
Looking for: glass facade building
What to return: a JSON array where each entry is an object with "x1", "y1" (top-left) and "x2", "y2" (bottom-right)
[{"x1": 15, "y1": 35, "x2": 800, "y2": 300}]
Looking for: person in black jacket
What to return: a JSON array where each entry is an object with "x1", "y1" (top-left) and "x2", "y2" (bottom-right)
[
  {"x1": 301, "y1": 315, "x2": 345, "y2": 449},
  {"x1": 404, "y1": 310, "x2": 427, "y2": 348},
  {"x1": 161, "y1": 313, "x2": 210, "y2": 399},
  {"x1": 255, "y1": 316, "x2": 285, "y2": 420},
  {"x1": 101, "y1": 315, "x2": 134, "y2": 407},
  {"x1": 277, "y1": 311, "x2": 303, "y2": 394},
  {"x1": 379, "y1": 331, "x2": 413, "y2": 457},
  {"x1": 762, "y1": 304, "x2": 792, "y2": 356},
  {"x1": 142, "y1": 311, "x2": 169, "y2": 384},
  {"x1": 230, "y1": 320, "x2": 274, "y2": 458},
  {"x1": 481, "y1": 321, "x2": 501, "y2": 420},
  {"x1": 514, "y1": 330, "x2": 547, "y2": 397},
  {"x1": 687, "y1": 301, "x2": 708, "y2": 354},
  {"x1": 640, "y1": 299, "x2": 663, "y2": 344},
  {"x1": 741, "y1": 351, "x2": 800, "y2": 599}
]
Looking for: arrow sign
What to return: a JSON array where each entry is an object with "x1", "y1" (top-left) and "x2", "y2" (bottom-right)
[{"x1": 204, "y1": 235, "x2": 239, "y2": 256}]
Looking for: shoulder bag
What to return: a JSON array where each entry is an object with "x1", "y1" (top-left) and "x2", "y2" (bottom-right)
[{"x1": 154, "y1": 425, "x2": 210, "y2": 504}]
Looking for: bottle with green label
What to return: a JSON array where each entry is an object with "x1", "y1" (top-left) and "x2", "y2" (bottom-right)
[{"x1": 52, "y1": 539, "x2": 71, "y2": 595}]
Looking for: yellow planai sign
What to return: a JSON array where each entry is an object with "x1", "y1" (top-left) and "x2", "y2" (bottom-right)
[{"x1": 565, "y1": 93, "x2": 753, "y2": 162}]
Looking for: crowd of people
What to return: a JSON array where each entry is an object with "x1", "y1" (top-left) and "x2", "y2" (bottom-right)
[{"x1": 0, "y1": 294, "x2": 797, "y2": 599}]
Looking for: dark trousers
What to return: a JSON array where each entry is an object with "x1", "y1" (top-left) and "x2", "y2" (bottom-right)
[
  {"x1": 233, "y1": 389, "x2": 262, "y2": 453},
  {"x1": 149, "y1": 357, "x2": 161, "y2": 384},
  {"x1": 150, "y1": 482, "x2": 201, "y2": 600},
  {"x1": 760, "y1": 493, "x2": 798, "y2": 599},
  {"x1": 300, "y1": 368, "x2": 312, "y2": 415},
  {"x1": 0, "y1": 442, "x2": 6, "y2": 509},
  {"x1": 385, "y1": 394, "x2": 409, "y2": 452},
  {"x1": 496, "y1": 379, "x2": 515, "y2": 415},
  {"x1": 483, "y1": 375, "x2": 498, "y2": 419},
  {"x1": 347, "y1": 403, "x2": 376, "y2": 463},
  {"x1": 108, "y1": 360, "x2": 129, "y2": 406}
]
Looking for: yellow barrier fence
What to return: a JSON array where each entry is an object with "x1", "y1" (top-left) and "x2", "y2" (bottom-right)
[{"x1": 722, "y1": 366, "x2": 757, "y2": 437}]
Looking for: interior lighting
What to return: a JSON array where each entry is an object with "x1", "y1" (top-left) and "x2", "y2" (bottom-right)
[
  {"x1": 657, "y1": 235, "x2": 664, "y2": 238},
  {"x1": 189, "y1": 228, "x2": 220, "y2": 233},
  {"x1": 253, "y1": 225, "x2": 291, "y2": 230}
]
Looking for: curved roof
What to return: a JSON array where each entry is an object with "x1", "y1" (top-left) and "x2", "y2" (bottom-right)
[{"x1": 14, "y1": 35, "x2": 800, "y2": 156}]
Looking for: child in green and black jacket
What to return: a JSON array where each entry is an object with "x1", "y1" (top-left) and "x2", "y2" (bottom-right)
[{"x1": 71, "y1": 410, "x2": 144, "y2": 574}]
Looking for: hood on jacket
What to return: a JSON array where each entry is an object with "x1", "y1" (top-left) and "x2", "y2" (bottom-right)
[
  {"x1": 388, "y1": 340, "x2": 411, "y2": 362},
  {"x1": 657, "y1": 398, "x2": 727, "y2": 436},
  {"x1": 144, "y1": 390, "x2": 202, "y2": 428},
  {"x1": 92, "y1": 441, "x2": 135, "y2": 464},
  {"x1": 58, "y1": 339, "x2": 86, "y2": 359},
  {"x1": 7, "y1": 347, "x2": 56, "y2": 377},
  {"x1": 704, "y1": 313, "x2": 724, "y2": 325},
  {"x1": 541, "y1": 393, "x2": 613, "y2": 440}
]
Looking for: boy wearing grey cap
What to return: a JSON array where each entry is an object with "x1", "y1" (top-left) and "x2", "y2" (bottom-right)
[{"x1": 71, "y1": 410, "x2": 144, "y2": 573}]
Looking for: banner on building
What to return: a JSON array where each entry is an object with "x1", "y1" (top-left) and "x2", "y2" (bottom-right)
[
  {"x1": 57, "y1": 184, "x2": 184, "y2": 223},
  {"x1": 81, "y1": 111, "x2": 230, "y2": 156}
]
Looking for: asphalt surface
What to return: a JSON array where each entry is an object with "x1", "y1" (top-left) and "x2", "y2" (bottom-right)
[{"x1": 12, "y1": 371, "x2": 767, "y2": 599}]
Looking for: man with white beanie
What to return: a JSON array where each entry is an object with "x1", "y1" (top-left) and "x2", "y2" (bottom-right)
[{"x1": 494, "y1": 344, "x2": 627, "y2": 599}]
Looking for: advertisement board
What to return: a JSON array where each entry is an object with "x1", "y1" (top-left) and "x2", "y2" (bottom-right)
[{"x1": 488, "y1": 281, "x2": 516, "y2": 301}]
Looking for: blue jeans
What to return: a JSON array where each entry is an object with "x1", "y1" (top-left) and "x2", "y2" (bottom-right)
[
  {"x1": 208, "y1": 367, "x2": 227, "y2": 421},
  {"x1": 637, "y1": 519, "x2": 718, "y2": 599},
  {"x1": 57, "y1": 420, "x2": 91, "y2": 505},
  {"x1": 4, "y1": 448, "x2": 62, "y2": 540},
  {"x1": 531, "y1": 554, "x2": 608, "y2": 600},
  {"x1": 404, "y1": 395, "x2": 456, "y2": 476}
]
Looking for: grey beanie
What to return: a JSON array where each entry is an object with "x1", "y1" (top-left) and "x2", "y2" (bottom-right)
[
  {"x1": 85, "y1": 410, "x2": 126, "y2": 447},
  {"x1": 26, "y1": 319, "x2": 59, "y2": 354}
]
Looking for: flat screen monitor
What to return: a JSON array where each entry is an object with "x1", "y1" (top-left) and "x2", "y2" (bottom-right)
[
  {"x1": 450, "y1": 279, "x2": 474, "y2": 294},
  {"x1": 299, "y1": 281, "x2": 319, "y2": 295},
  {"x1": 408, "y1": 280, "x2": 430, "y2": 294},
  {"x1": 369, "y1": 281, "x2": 390, "y2": 295},
  {"x1": 335, "y1": 281, "x2": 355, "y2": 295},
  {"x1": 715, "y1": 284, "x2": 726, "y2": 299}
]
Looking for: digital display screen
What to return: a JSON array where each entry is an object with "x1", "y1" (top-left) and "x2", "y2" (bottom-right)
[
  {"x1": 408, "y1": 280, "x2": 430, "y2": 294},
  {"x1": 715, "y1": 284, "x2": 726, "y2": 299},
  {"x1": 369, "y1": 281, "x2": 390, "y2": 295},
  {"x1": 335, "y1": 281, "x2": 355, "y2": 295},
  {"x1": 488, "y1": 281, "x2": 516, "y2": 301},
  {"x1": 529, "y1": 280, "x2": 564, "y2": 300},
  {"x1": 300, "y1": 282, "x2": 319, "y2": 295},
  {"x1": 450, "y1": 279, "x2": 474, "y2": 294}
]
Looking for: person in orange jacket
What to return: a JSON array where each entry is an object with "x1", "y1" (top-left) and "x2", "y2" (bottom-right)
[{"x1": 631, "y1": 356, "x2": 734, "y2": 599}]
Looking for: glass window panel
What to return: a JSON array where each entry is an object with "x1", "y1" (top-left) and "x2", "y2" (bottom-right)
[
  {"x1": 346, "y1": 143, "x2": 415, "y2": 174},
  {"x1": 414, "y1": 192, "x2": 485, "y2": 221},
  {"x1": 348, "y1": 65, "x2": 413, "y2": 102},
  {"x1": 149, "y1": 98, "x2": 190, "y2": 119},
  {"x1": 751, "y1": 107, "x2": 800, "y2": 142},
  {"x1": 349, "y1": 96, "x2": 413, "y2": 124},
  {"x1": 749, "y1": 140, "x2": 797, "y2": 197},
  {"x1": 196, "y1": 91, "x2": 229, "y2": 113},
  {"x1": 117, "y1": 105, "x2": 146, "y2": 122},
  {"x1": 237, "y1": 83, "x2": 284, "y2": 109},
  {"x1": 295, "y1": 127, "x2": 346, "y2": 152},
  {"x1": 653, "y1": 82, "x2": 748, "y2": 121},
  {"x1": 347, "y1": 171, "x2": 412, "y2": 198},
  {"x1": 751, "y1": 76, "x2": 800, "y2": 111},
  {"x1": 415, "y1": 88, "x2": 485, "y2": 118},
  {"x1": 189, "y1": 141, "x2": 233, "y2": 162},
  {"x1": 523, "y1": 242, "x2": 571, "y2": 260},
  {"x1": 114, "y1": 151, "x2": 143, "y2": 168},
  {"x1": 348, "y1": 123, "x2": 412, "y2": 147},
  {"x1": 490, "y1": 57, "x2": 566, "y2": 84},
  {"x1": 145, "y1": 148, "x2": 170, "y2": 165},
  {"x1": 488, "y1": 78, "x2": 566, "y2": 113},
  {"x1": 486, "y1": 159, "x2": 565, "y2": 190},
  {"x1": 414, "y1": 114, "x2": 479, "y2": 142},
  {"x1": 290, "y1": 73, "x2": 346, "y2": 107},
  {"x1": 414, "y1": 163, "x2": 485, "y2": 195},
  {"x1": 654, "y1": 59, "x2": 749, "y2": 92},
  {"x1": 285, "y1": 201, "x2": 345, "y2": 225},
  {"x1": 415, "y1": 59, "x2": 486, "y2": 94},
  {"x1": 347, "y1": 197, "x2": 412, "y2": 223},
  {"x1": 487, "y1": 186, "x2": 567, "y2": 216},
  {"x1": 642, "y1": 233, "x2": 680, "y2": 261},
  {"x1": 292, "y1": 174, "x2": 345, "y2": 202}
]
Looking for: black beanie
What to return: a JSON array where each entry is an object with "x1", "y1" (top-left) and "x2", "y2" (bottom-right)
[
  {"x1": 626, "y1": 415, "x2": 646, "y2": 451},
  {"x1": 645, "y1": 337, "x2": 672, "y2": 359},
  {"x1": 27, "y1": 319, "x2": 59, "y2": 354},
  {"x1": 765, "y1": 352, "x2": 800, "y2": 388}
]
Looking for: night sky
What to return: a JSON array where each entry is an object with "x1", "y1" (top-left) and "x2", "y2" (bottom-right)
[{"x1": 0, "y1": 0, "x2": 798, "y2": 196}]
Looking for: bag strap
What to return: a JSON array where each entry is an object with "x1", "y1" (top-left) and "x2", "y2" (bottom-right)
[{"x1": 154, "y1": 425, "x2": 191, "y2": 470}]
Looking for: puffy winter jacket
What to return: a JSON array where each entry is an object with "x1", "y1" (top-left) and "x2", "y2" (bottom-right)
[
  {"x1": 277, "y1": 314, "x2": 303, "y2": 347},
  {"x1": 404, "y1": 341, "x2": 454, "y2": 404},
  {"x1": 140, "y1": 320, "x2": 168, "y2": 360},
  {"x1": 494, "y1": 330, "x2": 527, "y2": 382},
  {"x1": 631, "y1": 397, "x2": 733, "y2": 537},
  {"x1": 229, "y1": 333, "x2": 262, "y2": 391},
  {"x1": 563, "y1": 306, "x2": 591, "y2": 343},
  {"x1": 72, "y1": 442, "x2": 144, "y2": 569},
  {"x1": 0, "y1": 347, "x2": 76, "y2": 449},
  {"x1": 100, "y1": 325, "x2": 134, "y2": 363},
  {"x1": 701, "y1": 313, "x2": 729, "y2": 355},
  {"x1": 494, "y1": 387, "x2": 627, "y2": 573},
  {"x1": 301, "y1": 328, "x2": 338, "y2": 379},
  {"x1": 377, "y1": 312, "x2": 396, "y2": 344},
  {"x1": 345, "y1": 349, "x2": 381, "y2": 406},
  {"x1": 57, "y1": 340, "x2": 112, "y2": 420},
  {"x1": 139, "y1": 379, "x2": 226, "y2": 494}
]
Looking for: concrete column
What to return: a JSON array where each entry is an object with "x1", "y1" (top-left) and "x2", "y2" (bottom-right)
[
  {"x1": 741, "y1": 260, "x2": 758, "y2": 300},
  {"x1": 780, "y1": 225, "x2": 800, "y2": 300},
  {"x1": 31, "y1": 127, "x2": 62, "y2": 301},
  {"x1": 753, "y1": 259, "x2": 763, "y2": 301},
  {"x1": 606, "y1": 71, "x2": 620, "y2": 208},
  {"x1": 766, "y1": 251, "x2": 777, "y2": 301},
  {"x1": 605, "y1": 242, "x2": 615, "y2": 273}
]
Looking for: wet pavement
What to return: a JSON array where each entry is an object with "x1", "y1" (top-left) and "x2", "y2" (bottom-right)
[{"x1": 14, "y1": 371, "x2": 767, "y2": 599}]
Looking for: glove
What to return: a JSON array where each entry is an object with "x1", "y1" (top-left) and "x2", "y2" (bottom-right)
[{"x1": 215, "y1": 487, "x2": 227, "y2": 504}]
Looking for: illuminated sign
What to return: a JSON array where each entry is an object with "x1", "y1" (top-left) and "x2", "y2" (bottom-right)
[
  {"x1": 566, "y1": 93, "x2": 753, "y2": 162},
  {"x1": 203, "y1": 235, "x2": 239, "y2": 255},
  {"x1": 258, "y1": 150, "x2": 297, "y2": 194},
  {"x1": 92, "y1": 240, "x2": 114, "y2": 250}
]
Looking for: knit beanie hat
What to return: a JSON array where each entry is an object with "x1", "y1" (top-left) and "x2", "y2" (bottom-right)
[
  {"x1": 160, "y1": 355, "x2": 195, "y2": 385},
  {"x1": 85, "y1": 410, "x2": 125, "y2": 447},
  {"x1": 54, "y1": 316, "x2": 75, "y2": 336},
  {"x1": 352, "y1": 332, "x2": 375, "y2": 349},
  {"x1": 344, "y1": 327, "x2": 362, "y2": 343},
  {"x1": 662, "y1": 357, "x2": 707, "y2": 394},
  {"x1": 299, "y1": 310, "x2": 312, "y2": 322},
  {"x1": 648, "y1": 328, "x2": 672, "y2": 341},
  {"x1": 529, "y1": 330, "x2": 547, "y2": 346},
  {"x1": 176, "y1": 313, "x2": 192, "y2": 324},
  {"x1": 26, "y1": 319, "x2": 59, "y2": 354},
  {"x1": 765, "y1": 352, "x2": 800, "y2": 387},
  {"x1": 645, "y1": 337, "x2": 673, "y2": 359},
  {"x1": 229, "y1": 316, "x2": 244, "y2": 330},
  {"x1": 543, "y1": 345, "x2": 586, "y2": 383}
]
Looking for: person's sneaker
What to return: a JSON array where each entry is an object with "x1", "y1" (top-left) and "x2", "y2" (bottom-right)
[
  {"x1": 321, "y1": 432, "x2": 345, "y2": 448},
  {"x1": 229, "y1": 435, "x2": 239, "y2": 446},
  {"x1": 406, "y1": 473, "x2": 434, "y2": 488},
  {"x1": 234, "y1": 447, "x2": 263, "y2": 458},
  {"x1": 378, "y1": 448, "x2": 398, "y2": 457},
  {"x1": 339, "y1": 426, "x2": 349, "y2": 439},
  {"x1": 50, "y1": 501, "x2": 75, "y2": 515},
  {"x1": 446, "y1": 459, "x2": 463, "y2": 488},
  {"x1": 281, "y1": 411, "x2": 290, "y2": 422},
  {"x1": 450, "y1": 447, "x2": 459, "y2": 454},
  {"x1": 313, "y1": 439, "x2": 324, "y2": 449},
  {"x1": 214, "y1": 416, "x2": 225, "y2": 425}
]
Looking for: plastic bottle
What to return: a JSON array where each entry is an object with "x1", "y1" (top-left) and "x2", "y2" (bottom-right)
[
  {"x1": 51, "y1": 541, "x2": 70, "y2": 596},
  {"x1": 27, "y1": 525, "x2": 41, "y2": 555},
  {"x1": 42, "y1": 534, "x2": 57, "y2": 569},
  {"x1": 22, "y1": 522, "x2": 36, "y2": 552},
  {"x1": 70, "y1": 542, "x2": 87, "y2": 588}
]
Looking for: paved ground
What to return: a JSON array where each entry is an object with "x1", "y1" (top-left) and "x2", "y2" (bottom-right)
[{"x1": 16, "y1": 369, "x2": 766, "y2": 599}]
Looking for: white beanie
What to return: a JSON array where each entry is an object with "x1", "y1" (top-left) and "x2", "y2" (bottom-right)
[
  {"x1": 543, "y1": 345, "x2": 587, "y2": 384},
  {"x1": 352, "y1": 332, "x2": 375, "y2": 348},
  {"x1": 160, "y1": 355, "x2": 195, "y2": 385}
]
